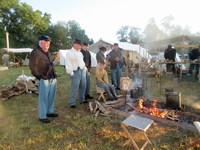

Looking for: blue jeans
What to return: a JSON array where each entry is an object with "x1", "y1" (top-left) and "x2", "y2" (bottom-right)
[
  {"x1": 111, "y1": 63, "x2": 122, "y2": 88},
  {"x1": 96, "y1": 80, "x2": 117, "y2": 99},
  {"x1": 69, "y1": 69, "x2": 86, "y2": 106},
  {"x1": 85, "y1": 69, "x2": 90, "y2": 95},
  {"x1": 122, "y1": 65, "x2": 127, "y2": 72},
  {"x1": 38, "y1": 77, "x2": 57, "y2": 119}
]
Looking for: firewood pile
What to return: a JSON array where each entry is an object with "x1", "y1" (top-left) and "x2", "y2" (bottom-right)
[
  {"x1": 89, "y1": 101, "x2": 111, "y2": 117},
  {"x1": 0, "y1": 80, "x2": 38, "y2": 101},
  {"x1": 88, "y1": 98, "x2": 130, "y2": 117},
  {"x1": 0, "y1": 82, "x2": 26, "y2": 101}
]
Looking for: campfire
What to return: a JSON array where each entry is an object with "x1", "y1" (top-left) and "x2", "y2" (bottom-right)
[{"x1": 129, "y1": 98, "x2": 179, "y2": 121}]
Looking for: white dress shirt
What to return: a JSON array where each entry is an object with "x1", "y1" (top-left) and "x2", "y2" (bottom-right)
[{"x1": 65, "y1": 47, "x2": 86, "y2": 76}]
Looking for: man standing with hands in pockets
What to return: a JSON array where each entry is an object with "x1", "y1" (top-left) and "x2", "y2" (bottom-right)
[
  {"x1": 29, "y1": 35, "x2": 58, "y2": 124},
  {"x1": 65, "y1": 38, "x2": 89, "y2": 109}
]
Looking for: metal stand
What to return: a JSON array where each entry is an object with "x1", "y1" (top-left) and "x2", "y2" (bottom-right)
[{"x1": 124, "y1": 90, "x2": 128, "y2": 111}]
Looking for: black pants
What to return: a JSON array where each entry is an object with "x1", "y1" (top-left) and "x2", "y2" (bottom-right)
[
  {"x1": 189, "y1": 64, "x2": 199, "y2": 75},
  {"x1": 166, "y1": 64, "x2": 175, "y2": 74}
]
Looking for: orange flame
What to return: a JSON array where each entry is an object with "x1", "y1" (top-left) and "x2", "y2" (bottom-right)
[
  {"x1": 137, "y1": 99, "x2": 161, "y2": 117},
  {"x1": 149, "y1": 99, "x2": 160, "y2": 116},
  {"x1": 139, "y1": 98, "x2": 145, "y2": 110}
]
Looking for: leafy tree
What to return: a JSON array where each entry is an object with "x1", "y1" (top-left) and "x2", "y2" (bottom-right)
[
  {"x1": 116, "y1": 26, "x2": 129, "y2": 42},
  {"x1": 129, "y1": 26, "x2": 143, "y2": 44},
  {"x1": 161, "y1": 14, "x2": 175, "y2": 37},
  {"x1": 143, "y1": 18, "x2": 164, "y2": 43}
]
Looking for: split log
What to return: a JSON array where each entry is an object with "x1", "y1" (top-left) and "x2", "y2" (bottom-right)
[
  {"x1": 109, "y1": 108, "x2": 198, "y2": 133},
  {"x1": 89, "y1": 102, "x2": 93, "y2": 113},
  {"x1": 94, "y1": 110, "x2": 100, "y2": 117},
  {"x1": 158, "y1": 110, "x2": 169, "y2": 118},
  {"x1": 95, "y1": 101, "x2": 110, "y2": 115}
]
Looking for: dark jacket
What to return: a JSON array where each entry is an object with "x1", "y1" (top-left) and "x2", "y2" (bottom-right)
[
  {"x1": 164, "y1": 48, "x2": 176, "y2": 62},
  {"x1": 108, "y1": 49, "x2": 123, "y2": 69},
  {"x1": 189, "y1": 49, "x2": 200, "y2": 60},
  {"x1": 80, "y1": 49, "x2": 91, "y2": 71},
  {"x1": 96, "y1": 50, "x2": 106, "y2": 63},
  {"x1": 29, "y1": 45, "x2": 57, "y2": 80}
]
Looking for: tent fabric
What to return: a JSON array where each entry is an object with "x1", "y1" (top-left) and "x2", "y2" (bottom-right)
[
  {"x1": 2, "y1": 48, "x2": 32, "y2": 53},
  {"x1": 145, "y1": 35, "x2": 200, "y2": 46},
  {"x1": 88, "y1": 40, "x2": 152, "y2": 59},
  {"x1": 54, "y1": 50, "x2": 97, "y2": 67},
  {"x1": 22, "y1": 55, "x2": 30, "y2": 66}
]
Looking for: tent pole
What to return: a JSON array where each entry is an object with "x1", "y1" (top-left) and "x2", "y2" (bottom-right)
[
  {"x1": 180, "y1": 36, "x2": 185, "y2": 80},
  {"x1": 6, "y1": 32, "x2": 9, "y2": 52},
  {"x1": 126, "y1": 50, "x2": 128, "y2": 76},
  {"x1": 146, "y1": 44, "x2": 147, "y2": 59},
  {"x1": 139, "y1": 45, "x2": 141, "y2": 74}
]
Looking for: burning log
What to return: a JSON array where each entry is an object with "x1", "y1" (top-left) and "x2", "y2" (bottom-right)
[
  {"x1": 109, "y1": 109, "x2": 197, "y2": 133},
  {"x1": 126, "y1": 103, "x2": 140, "y2": 111},
  {"x1": 158, "y1": 110, "x2": 169, "y2": 118}
]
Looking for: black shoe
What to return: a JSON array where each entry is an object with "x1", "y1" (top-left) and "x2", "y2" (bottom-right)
[
  {"x1": 39, "y1": 118, "x2": 51, "y2": 123},
  {"x1": 117, "y1": 88, "x2": 120, "y2": 90},
  {"x1": 115, "y1": 97, "x2": 118, "y2": 100},
  {"x1": 46, "y1": 113, "x2": 59, "y2": 117},
  {"x1": 80, "y1": 100, "x2": 89, "y2": 104},
  {"x1": 70, "y1": 105, "x2": 77, "y2": 108},
  {"x1": 85, "y1": 94, "x2": 93, "y2": 99}
]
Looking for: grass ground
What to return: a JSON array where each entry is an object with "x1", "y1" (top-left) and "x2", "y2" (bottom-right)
[{"x1": 0, "y1": 66, "x2": 200, "y2": 150}]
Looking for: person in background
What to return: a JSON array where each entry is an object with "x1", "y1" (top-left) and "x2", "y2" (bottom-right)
[
  {"x1": 80, "y1": 41, "x2": 93, "y2": 100},
  {"x1": 188, "y1": 46, "x2": 200, "y2": 75},
  {"x1": 108, "y1": 43, "x2": 123, "y2": 90},
  {"x1": 2, "y1": 52, "x2": 10, "y2": 69},
  {"x1": 96, "y1": 46, "x2": 106, "y2": 63},
  {"x1": 164, "y1": 45, "x2": 176, "y2": 73},
  {"x1": 65, "y1": 38, "x2": 89, "y2": 109},
  {"x1": 122, "y1": 57, "x2": 127, "y2": 72},
  {"x1": 29, "y1": 35, "x2": 58, "y2": 124},
  {"x1": 96, "y1": 61, "x2": 118, "y2": 100}
]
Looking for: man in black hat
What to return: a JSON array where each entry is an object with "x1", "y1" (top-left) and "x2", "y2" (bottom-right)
[
  {"x1": 29, "y1": 35, "x2": 58, "y2": 123},
  {"x1": 108, "y1": 43, "x2": 123, "y2": 90},
  {"x1": 80, "y1": 41, "x2": 93, "y2": 100},
  {"x1": 65, "y1": 38, "x2": 89, "y2": 109},
  {"x1": 188, "y1": 46, "x2": 200, "y2": 75},
  {"x1": 164, "y1": 45, "x2": 176, "y2": 73}
]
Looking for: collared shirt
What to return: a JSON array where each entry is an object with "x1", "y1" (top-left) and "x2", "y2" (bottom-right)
[
  {"x1": 65, "y1": 47, "x2": 86, "y2": 76},
  {"x1": 80, "y1": 48, "x2": 91, "y2": 70},
  {"x1": 95, "y1": 69, "x2": 108, "y2": 84}
]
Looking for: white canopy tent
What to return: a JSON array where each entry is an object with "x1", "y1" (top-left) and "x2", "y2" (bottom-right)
[
  {"x1": 54, "y1": 50, "x2": 97, "y2": 67},
  {"x1": 2, "y1": 48, "x2": 32, "y2": 53},
  {"x1": 87, "y1": 40, "x2": 152, "y2": 63},
  {"x1": 1, "y1": 48, "x2": 33, "y2": 65}
]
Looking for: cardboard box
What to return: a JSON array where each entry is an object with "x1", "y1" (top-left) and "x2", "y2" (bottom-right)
[
  {"x1": 122, "y1": 72, "x2": 128, "y2": 77},
  {"x1": 120, "y1": 77, "x2": 132, "y2": 91}
]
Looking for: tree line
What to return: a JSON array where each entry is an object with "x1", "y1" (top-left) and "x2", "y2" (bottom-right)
[
  {"x1": 116, "y1": 15, "x2": 200, "y2": 53},
  {"x1": 0, "y1": 0, "x2": 94, "y2": 52}
]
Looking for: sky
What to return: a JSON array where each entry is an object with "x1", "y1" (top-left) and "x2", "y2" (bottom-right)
[{"x1": 20, "y1": 0, "x2": 200, "y2": 43}]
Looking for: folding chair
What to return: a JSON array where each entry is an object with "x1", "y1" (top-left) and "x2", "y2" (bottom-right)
[
  {"x1": 121, "y1": 115, "x2": 154, "y2": 150},
  {"x1": 96, "y1": 86, "x2": 106, "y2": 102},
  {"x1": 192, "y1": 121, "x2": 200, "y2": 147}
]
